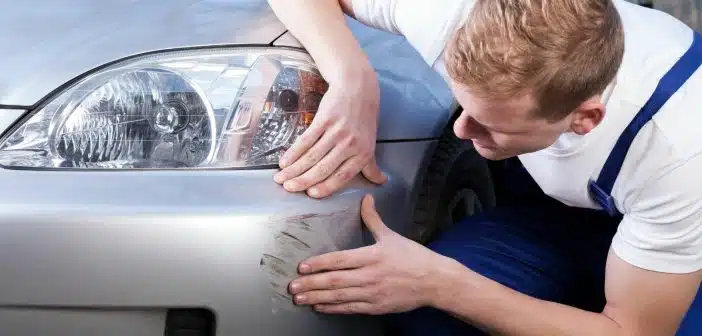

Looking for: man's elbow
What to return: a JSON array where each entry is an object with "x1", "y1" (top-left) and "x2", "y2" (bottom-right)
[{"x1": 601, "y1": 310, "x2": 684, "y2": 336}]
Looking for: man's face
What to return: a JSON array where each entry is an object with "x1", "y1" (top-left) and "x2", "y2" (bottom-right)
[{"x1": 450, "y1": 82, "x2": 573, "y2": 160}]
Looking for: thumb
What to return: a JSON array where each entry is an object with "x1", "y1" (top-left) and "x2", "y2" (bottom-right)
[
  {"x1": 361, "y1": 157, "x2": 387, "y2": 185},
  {"x1": 360, "y1": 194, "x2": 390, "y2": 241}
]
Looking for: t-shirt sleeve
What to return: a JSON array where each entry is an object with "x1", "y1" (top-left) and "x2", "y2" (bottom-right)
[
  {"x1": 349, "y1": 0, "x2": 402, "y2": 34},
  {"x1": 350, "y1": 0, "x2": 475, "y2": 67},
  {"x1": 611, "y1": 153, "x2": 702, "y2": 274}
]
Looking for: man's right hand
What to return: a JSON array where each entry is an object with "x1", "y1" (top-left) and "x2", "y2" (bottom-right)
[{"x1": 273, "y1": 69, "x2": 387, "y2": 199}]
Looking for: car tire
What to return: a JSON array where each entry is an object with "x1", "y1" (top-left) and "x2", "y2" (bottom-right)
[{"x1": 411, "y1": 121, "x2": 496, "y2": 244}]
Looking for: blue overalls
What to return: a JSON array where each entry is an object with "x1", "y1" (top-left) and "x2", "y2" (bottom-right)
[{"x1": 384, "y1": 30, "x2": 702, "y2": 335}]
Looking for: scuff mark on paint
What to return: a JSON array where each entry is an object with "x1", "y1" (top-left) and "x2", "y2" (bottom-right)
[
  {"x1": 260, "y1": 253, "x2": 299, "y2": 303},
  {"x1": 277, "y1": 231, "x2": 311, "y2": 249},
  {"x1": 259, "y1": 206, "x2": 363, "y2": 313}
]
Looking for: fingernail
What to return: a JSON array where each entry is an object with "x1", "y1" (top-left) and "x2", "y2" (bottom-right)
[
  {"x1": 279, "y1": 157, "x2": 289, "y2": 168},
  {"x1": 289, "y1": 281, "x2": 300, "y2": 292},
  {"x1": 295, "y1": 294, "x2": 307, "y2": 304},
  {"x1": 273, "y1": 173, "x2": 284, "y2": 184},
  {"x1": 308, "y1": 188, "x2": 319, "y2": 197},
  {"x1": 299, "y1": 263, "x2": 310, "y2": 273}
]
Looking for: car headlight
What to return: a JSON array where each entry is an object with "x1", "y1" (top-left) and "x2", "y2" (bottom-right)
[{"x1": 0, "y1": 48, "x2": 328, "y2": 169}]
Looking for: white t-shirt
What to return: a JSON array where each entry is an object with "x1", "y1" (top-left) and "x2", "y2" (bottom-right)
[{"x1": 351, "y1": 0, "x2": 702, "y2": 274}]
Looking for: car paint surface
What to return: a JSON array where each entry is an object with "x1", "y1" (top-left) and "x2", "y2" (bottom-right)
[
  {"x1": 0, "y1": 1, "x2": 456, "y2": 335},
  {"x1": 0, "y1": 139, "x2": 437, "y2": 335},
  {"x1": 0, "y1": 109, "x2": 24, "y2": 133}
]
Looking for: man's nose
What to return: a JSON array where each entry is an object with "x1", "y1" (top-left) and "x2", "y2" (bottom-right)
[{"x1": 453, "y1": 113, "x2": 475, "y2": 140}]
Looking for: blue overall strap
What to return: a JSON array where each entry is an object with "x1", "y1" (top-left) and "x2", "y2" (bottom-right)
[{"x1": 589, "y1": 31, "x2": 702, "y2": 217}]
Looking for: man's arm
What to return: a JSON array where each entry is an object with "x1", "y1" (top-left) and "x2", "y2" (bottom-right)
[
  {"x1": 266, "y1": 0, "x2": 387, "y2": 198},
  {"x1": 433, "y1": 251, "x2": 701, "y2": 335},
  {"x1": 266, "y1": 0, "x2": 368, "y2": 85}
]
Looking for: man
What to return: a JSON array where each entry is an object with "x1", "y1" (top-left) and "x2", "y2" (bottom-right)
[{"x1": 266, "y1": 0, "x2": 702, "y2": 335}]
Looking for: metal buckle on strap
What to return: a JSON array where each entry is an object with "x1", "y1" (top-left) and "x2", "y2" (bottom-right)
[{"x1": 588, "y1": 179, "x2": 621, "y2": 217}]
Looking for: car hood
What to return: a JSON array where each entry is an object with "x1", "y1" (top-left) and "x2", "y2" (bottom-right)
[{"x1": 0, "y1": 0, "x2": 286, "y2": 106}]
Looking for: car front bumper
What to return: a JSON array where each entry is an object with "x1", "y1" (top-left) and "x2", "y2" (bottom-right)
[{"x1": 0, "y1": 140, "x2": 435, "y2": 335}]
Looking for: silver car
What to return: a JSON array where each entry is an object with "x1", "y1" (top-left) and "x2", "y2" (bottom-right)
[{"x1": 0, "y1": 1, "x2": 494, "y2": 335}]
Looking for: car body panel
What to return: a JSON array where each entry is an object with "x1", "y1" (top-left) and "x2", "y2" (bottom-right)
[
  {"x1": 346, "y1": 16, "x2": 456, "y2": 141},
  {"x1": 0, "y1": 109, "x2": 24, "y2": 133},
  {"x1": 0, "y1": 140, "x2": 436, "y2": 335},
  {"x1": 0, "y1": 309, "x2": 166, "y2": 336}
]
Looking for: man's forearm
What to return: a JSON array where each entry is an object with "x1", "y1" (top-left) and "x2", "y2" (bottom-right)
[
  {"x1": 266, "y1": 0, "x2": 374, "y2": 84},
  {"x1": 431, "y1": 258, "x2": 624, "y2": 336}
]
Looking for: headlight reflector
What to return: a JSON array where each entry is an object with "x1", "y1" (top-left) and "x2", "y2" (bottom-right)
[{"x1": 0, "y1": 48, "x2": 327, "y2": 169}]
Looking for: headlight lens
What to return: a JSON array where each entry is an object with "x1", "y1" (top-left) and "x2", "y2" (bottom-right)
[{"x1": 0, "y1": 48, "x2": 327, "y2": 169}]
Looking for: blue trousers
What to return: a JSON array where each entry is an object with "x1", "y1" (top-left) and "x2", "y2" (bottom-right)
[{"x1": 383, "y1": 158, "x2": 702, "y2": 335}]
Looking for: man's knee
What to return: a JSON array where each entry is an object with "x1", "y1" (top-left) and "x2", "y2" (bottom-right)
[
  {"x1": 383, "y1": 212, "x2": 580, "y2": 335},
  {"x1": 425, "y1": 213, "x2": 575, "y2": 303}
]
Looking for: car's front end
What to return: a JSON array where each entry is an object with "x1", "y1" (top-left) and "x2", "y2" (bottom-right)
[
  {"x1": 0, "y1": 143, "x2": 427, "y2": 335},
  {"x1": 0, "y1": 1, "x2": 463, "y2": 335}
]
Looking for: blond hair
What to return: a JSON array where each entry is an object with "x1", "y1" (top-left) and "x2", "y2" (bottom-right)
[{"x1": 445, "y1": 0, "x2": 624, "y2": 121}]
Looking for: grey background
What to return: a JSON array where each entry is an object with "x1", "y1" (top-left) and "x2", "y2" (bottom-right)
[
  {"x1": 629, "y1": 0, "x2": 702, "y2": 30},
  {"x1": 656, "y1": 0, "x2": 702, "y2": 30}
]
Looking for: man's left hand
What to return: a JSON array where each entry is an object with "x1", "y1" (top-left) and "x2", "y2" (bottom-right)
[{"x1": 287, "y1": 194, "x2": 451, "y2": 315}]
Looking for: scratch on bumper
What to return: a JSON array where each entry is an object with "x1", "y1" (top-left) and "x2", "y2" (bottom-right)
[{"x1": 259, "y1": 207, "x2": 363, "y2": 312}]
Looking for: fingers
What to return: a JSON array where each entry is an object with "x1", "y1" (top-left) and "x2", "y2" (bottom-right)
[
  {"x1": 360, "y1": 194, "x2": 390, "y2": 240},
  {"x1": 289, "y1": 268, "x2": 377, "y2": 294},
  {"x1": 281, "y1": 142, "x2": 349, "y2": 197},
  {"x1": 294, "y1": 287, "x2": 372, "y2": 306},
  {"x1": 313, "y1": 302, "x2": 378, "y2": 315},
  {"x1": 298, "y1": 246, "x2": 379, "y2": 274},
  {"x1": 305, "y1": 154, "x2": 367, "y2": 198},
  {"x1": 279, "y1": 127, "x2": 375, "y2": 198},
  {"x1": 361, "y1": 157, "x2": 387, "y2": 185},
  {"x1": 274, "y1": 130, "x2": 336, "y2": 191},
  {"x1": 278, "y1": 118, "x2": 326, "y2": 169}
]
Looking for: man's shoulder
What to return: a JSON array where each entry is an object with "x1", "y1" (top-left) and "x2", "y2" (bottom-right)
[
  {"x1": 615, "y1": 0, "x2": 696, "y2": 85},
  {"x1": 351, "y1": 0, "x2": 475, "y2": 66},
  {"x1": 611, "y1": 1, "x2": 701, "y2": 159},
  {"x1": 650, "y1": 69, "x2": 702, "y2": 158},
  {"x1": 608, "y1": 72, "x2": 702, "y2": 213}
]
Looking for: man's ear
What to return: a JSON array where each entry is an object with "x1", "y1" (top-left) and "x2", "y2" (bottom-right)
[{"x1": 570, "y1": 96, "x2": 605, "y2": 135}]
